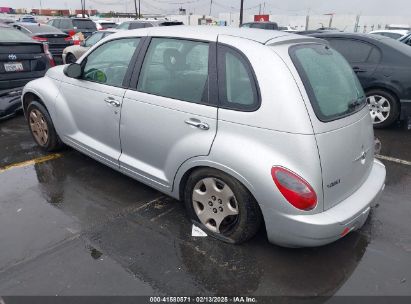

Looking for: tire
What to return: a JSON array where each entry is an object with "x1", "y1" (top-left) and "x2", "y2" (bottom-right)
[
  {"x1": 65, "y1": 53, "x2": 77, "y2": 64},
  {"x1": 366, "y1": 89, "x2": 400, "y2": 128},
  {"x1": 184, "y1": 168, "x2": 262, "y2": 244},
  {"x1": 26, "y1": 101, "x2": 63, "y2": 152}
]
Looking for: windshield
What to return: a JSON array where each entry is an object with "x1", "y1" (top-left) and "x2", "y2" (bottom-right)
[
  {"x1": 290, "y1": 44, "x2": 365, "y2": 122},
  {"x1": 73, "y1": 19, "x2": 97, "y2": 30},
  {"x1": 0, "y1": 27, "x2": 33, "y2": 42}
]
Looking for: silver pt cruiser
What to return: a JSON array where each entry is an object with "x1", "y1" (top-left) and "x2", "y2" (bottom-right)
[{"x1": 22, "y1": 26, "x2": 386, "y2": 247}]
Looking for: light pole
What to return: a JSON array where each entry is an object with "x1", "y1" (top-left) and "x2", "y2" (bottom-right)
[
  {"x1": 239, "y1": 0, "x2": 244, "y2": 26},
  {"x1": 134, "y1": 0, "x2": 138, "y2": 18}
]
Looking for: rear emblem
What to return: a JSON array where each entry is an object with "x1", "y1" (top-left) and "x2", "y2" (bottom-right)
[{"x1": 8, "y1": 54, "x2": 17, "y2": 60}]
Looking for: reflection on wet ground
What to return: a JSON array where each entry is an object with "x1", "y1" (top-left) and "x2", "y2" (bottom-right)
[{"x1": 0, "y1": 115, "x2": 410, "y2": 296}]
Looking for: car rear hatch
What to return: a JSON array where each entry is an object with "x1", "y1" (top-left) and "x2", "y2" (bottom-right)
[
  {"x1": 72, "y1": 19, "x2": 97, "y2": 38},
  {"x1": 290, "y1": 43, "x2": 375, "y2": 210},
  {"x1": 34, "y1": 33, "x2": 72, "y2": 57},
  {"x1": 0, "y1": 42, "x2": 49, "y2": 90}
]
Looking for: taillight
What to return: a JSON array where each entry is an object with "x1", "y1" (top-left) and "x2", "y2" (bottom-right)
[
  {"x1": 64, "y1": 36, "x2": 73, "y2": 42},
  {"x1": 32, "y1": 36, "x2": 48, "y2": 42},
  {"x1": 43, "y1": 43, "x2": 55, "y2": 67},
  {"x1": 271, "y1": 166, "x2": 317, "y2": 211}
]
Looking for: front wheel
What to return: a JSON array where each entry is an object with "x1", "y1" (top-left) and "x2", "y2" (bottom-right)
[
  {"x1": 366, "y1": 89, "x2": 399, "y2": 128},
  {"x1": 184, "y1": 168, "x2": 262, "y2": 244},
  {"x1": 27, "y1": 101, "x2": 63, "y2": 152}
]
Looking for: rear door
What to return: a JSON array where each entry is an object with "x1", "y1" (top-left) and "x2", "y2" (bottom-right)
[
  {"x1": 290, "y1": 43, "x2": 375, "y2": 210},
  {"x1": 119, "y1": 37, "x2": 217, "y2": 191}
]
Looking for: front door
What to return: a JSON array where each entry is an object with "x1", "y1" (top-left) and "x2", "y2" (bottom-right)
[
  {"x1": 56, "y1": 37, "x2": 141, "y2": 168},
  {"x1": 119, "y1": 37, "x2": 217, "y2": 191}
]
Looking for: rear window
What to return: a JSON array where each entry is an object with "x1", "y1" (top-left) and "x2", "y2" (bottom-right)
[
  {"x1": 0, "y1": 28, "x2": 33, "y2": 42},
  {"x1": 73, "y1": 19, "x2": 97, "y2": 30},
  {"x1": 22, "y1": 24, "x2": 63, "y2": 34},
  {"x1": 290, "y1": 44, "x2": 365, "y2": 122}
]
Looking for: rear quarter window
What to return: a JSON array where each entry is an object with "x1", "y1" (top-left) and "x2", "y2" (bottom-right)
[{"x1": 290, "y1": 44, "x2": 366, "y2": 122}]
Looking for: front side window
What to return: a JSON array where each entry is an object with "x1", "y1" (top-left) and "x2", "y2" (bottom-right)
[
  {"x1": 82, "y1": 38, "x2": 140, "y2": 87},
  {"x1": 116, "y1": 22, "x2": 130, "y2": 30},
  {"x1": 290, "y1": 44, "x2": 366, "y2": 122},
  {"x1": 137, "y1": 38, "x2": 209, "y2": 103},
  {"x1": 218, "y1": 46, "x2": 259, "y2": 111}
]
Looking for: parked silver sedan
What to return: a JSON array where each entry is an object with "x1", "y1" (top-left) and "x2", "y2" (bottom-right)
[{"x1": 21, "y1": 26, "x2": 386, "y2": 247}]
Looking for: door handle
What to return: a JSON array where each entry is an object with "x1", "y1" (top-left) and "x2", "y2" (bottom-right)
[
  {"x1": 185, "y1": 118, "x2": 209, "y2": 130},
  {"x1": 353, "y1": 67, "x2": 366, "y2": 73},
  {"x1": 104, "y1": 97, "x2": 121, "y2": 107}
]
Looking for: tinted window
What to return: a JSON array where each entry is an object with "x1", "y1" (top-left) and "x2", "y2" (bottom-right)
[
  {"x1": 218, "y1": 46, "x2": 258, "y2": 110},
  {"x1": 52, "y1": 19, "x2": 61, "y2": 28},
  {"x1": 129, "y1": 22, "x2": 147, "y2": 29},
  {"x1": 73, "y1": 19, "x2": 97, "y2": 30},
  {"x1": 0, "y1": 28, "x2": 32, "y2": 42},
  {"x1": 82, "y1": 38, "x2": 140, "y2": 87},
  {"x1": 326, "y1": 39, "x2": 373, "y2": 63},
  {"x1": 138, "y1": 38, "x2": 209, "y2": 103},
  {"x1": 290, "y1": 44, "x2": 365, "y2": 122},
  {"x1": 23, "y1": 24, "x2": 63, "y2": 34},
  {"x1": 60, "y1": 19, "x2": 72, "y2": 29}
]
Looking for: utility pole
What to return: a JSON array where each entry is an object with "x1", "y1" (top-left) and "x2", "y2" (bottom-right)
[
  {"x1": 134, "y1": 0, "x2": 138, "y2": 18},
  {"x1": 259, "y1": 3, "x2": 261, "y2": 15},
  {"x1": 305, "y1": 8, "x2": 310, "y2": 30},
  {"x1": 209, "y1": 0, "x2": 213, "y2": 16},
  {"x1": 239, "y1": 0, "x2": 244, "y2": 26},
  {"x1": 138, "y1": 0, "x2": 141, "y2": 18}
]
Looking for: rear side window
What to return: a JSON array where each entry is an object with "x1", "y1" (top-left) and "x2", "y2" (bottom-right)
[
  {"x1": 326, "y1": 39, "x2": 373, "y2": 63},
  {"x1": 290, "y1": 44, "x2": 365, "y2": 122},
  {"x1": 217, "y1": 45, "x2": 259, "y2": 111},
  {"x1": 137, "y1": 38, "x2": 209, "y2": 103},
  {"x1": 130, "y1": 23, "x2": 147, "y2": 29}
]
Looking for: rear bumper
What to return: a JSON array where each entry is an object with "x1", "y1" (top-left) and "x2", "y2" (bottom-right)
[
  {"x1": 265, "y1": 159, "x2": 386, "y2": 247},
  {"x1": 400, "y1": 99, "x2": 411, "y2": 119},
  {"x1": 0, "y1": 87, "x2": 23, "y2": 120}
]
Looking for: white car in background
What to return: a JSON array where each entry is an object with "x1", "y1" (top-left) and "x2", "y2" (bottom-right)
[{"x1": 369, "y1": 29, "x2": 409, "y2": 40}]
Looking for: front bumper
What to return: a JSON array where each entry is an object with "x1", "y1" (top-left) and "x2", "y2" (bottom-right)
[
  {"x1": 265, "y1": 159, "x2": 386, "y2": 247},
  {"x1": 0, "y1": 87, "x2": 23, "y2": 120}
]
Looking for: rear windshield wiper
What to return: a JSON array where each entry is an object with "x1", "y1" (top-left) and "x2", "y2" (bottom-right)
[{"x1": 348, "y1": 96, "x2": 366, "y2": 110}]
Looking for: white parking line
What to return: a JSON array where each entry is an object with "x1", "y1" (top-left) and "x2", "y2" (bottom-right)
[{"x1": 376, "y1": 154, "x2": 411, "y2": 166}]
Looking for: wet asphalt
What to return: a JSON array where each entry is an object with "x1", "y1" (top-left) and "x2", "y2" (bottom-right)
[{"x1": 0, "y1": 115, "x2": 410, "y2": 297}]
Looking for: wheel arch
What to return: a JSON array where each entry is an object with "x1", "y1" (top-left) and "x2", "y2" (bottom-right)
[{"x1": 22, "y1": 92, "x2": 47, "y2": 116}]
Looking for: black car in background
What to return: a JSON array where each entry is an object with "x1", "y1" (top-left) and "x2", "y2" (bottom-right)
[
  {"x1": 240, "y1": 21, "x2": 279, "y2": 30},
  {"x1": 0, "y1": 24, "x2": 52, "y2": 120},
  {"x1": 12, "y1": 23, "x2": 73, "y2": 63},
  {"x1": 399, "y1": 33, "x2": 411, "y2": 46},
  {"x1": 310, "y1": 32, "x2": 411, "y2": 128},
  {"x1": 47, "y1": 18, "x2": 97, "y2": 39}
]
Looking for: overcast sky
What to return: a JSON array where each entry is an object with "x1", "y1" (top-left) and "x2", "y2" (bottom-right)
[{"x1": 2, "y1": 0, "x2": 411, "y2": 16}]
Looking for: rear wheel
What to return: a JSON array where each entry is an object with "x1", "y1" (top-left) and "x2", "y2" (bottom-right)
[
  {"x1": 27, "y1": 101, "x2": 63, "y2": 152},
  {"x1": 184, "y1": 168, "x2": 262, "y2": 244},
  {"x1": 366, "y1": 89, "x2": 399, "y2": 128},
  {"x1": 65, "y1": 53, "x2": 77, "y2": 64}
]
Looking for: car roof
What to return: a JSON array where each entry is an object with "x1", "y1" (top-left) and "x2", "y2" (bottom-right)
[{"x1": 109, "y1": 25, "x2": 315, "y2": 45}]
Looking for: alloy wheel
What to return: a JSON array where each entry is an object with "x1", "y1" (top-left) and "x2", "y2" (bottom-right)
[
  {"x1": 29, "y1": 109, "x2": 49, "y2": 146},
  {"x1": 367, "y1": 95, "x2": 391, "y2": 124}
]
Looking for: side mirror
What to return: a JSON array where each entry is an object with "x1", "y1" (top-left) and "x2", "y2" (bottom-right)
[{"x1": 63, "y1": 63, "x2": 82, "y2": 78}]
